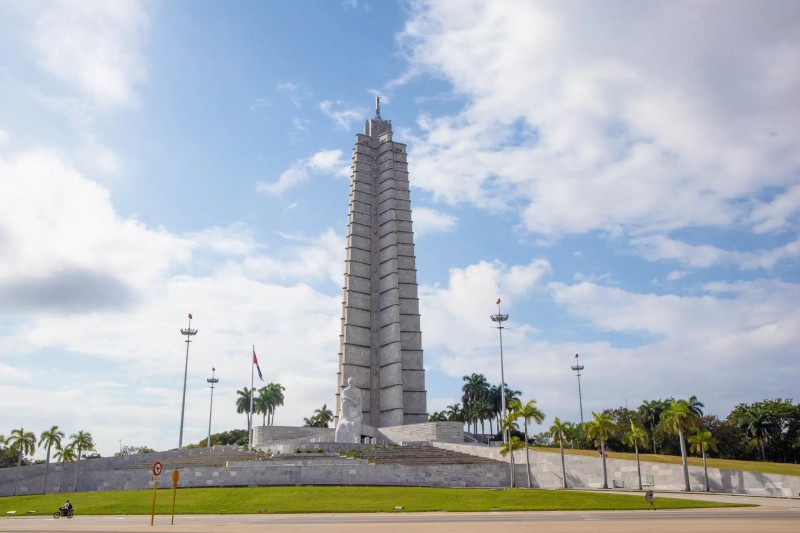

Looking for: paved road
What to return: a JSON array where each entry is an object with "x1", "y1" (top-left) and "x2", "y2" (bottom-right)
[
  {"x1": 2, "y1": 493, "x2": 798, "y2": 532},
  {"x1": 1, "y1": 508, "x2": 799, "y2": 533}
]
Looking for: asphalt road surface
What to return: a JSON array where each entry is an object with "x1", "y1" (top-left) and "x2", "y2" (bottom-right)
[{"x1": 1, "y1": 508, "x2": 799, "y2": 533}]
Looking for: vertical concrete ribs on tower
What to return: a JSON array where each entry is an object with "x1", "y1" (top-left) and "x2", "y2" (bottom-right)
[{"x1": 335, "y1": 106, "x2": 427, "y2": 428}]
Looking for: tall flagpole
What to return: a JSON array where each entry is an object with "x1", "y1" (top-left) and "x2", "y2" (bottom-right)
[{"x1": 248, "y1": 345, "x2": 255, "y2": 449}]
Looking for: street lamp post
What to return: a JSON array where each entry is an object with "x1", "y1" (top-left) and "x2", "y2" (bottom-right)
[
  {"x1": 571, "y1": 353, "x2": 585, "y2": 424},
  {"x1": 178, "y1": 313, "x2": 198, "y2": 449},
  {"x1": 206, "y1": 367, "x2": 219, "y2": 448},
  {"x1": 490, "y1": 299, "x2": 509, "y2": 444}
]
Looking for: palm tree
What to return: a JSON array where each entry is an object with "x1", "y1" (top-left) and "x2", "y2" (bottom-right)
[
  {"x1": 504, "y1": 387, "x2": 522, "y2": 410},
  {"x1": 445, "y1": 403, "x2": 462, "y2": 422},
  {"x1": 660, "y1": 399, "x2": 697, "y2": 491},
  {"x1": 255, "y1": 386, "x2": 271, "y2": 426},
  {"x1": 688, "y1": 429, "x2": 718, "y2": 492},
  {"x1": 511, "y1": 399, "x2": 546, "y2": 488},
  {"x1": 68, "y1": 430, "x2": 95, "y2": 492},
  {"x1": 549, "y1": 417, "x2": 572, "y2": 488},
  {"x1": 8, "y1": 428, "x2": 36, "y2": 496},
  {"x1": 585, "y1": 412, "x2": 615, "y2": 489},
  {"x1": 737, "y1": 407, "x2": 777, "y2": 461},
  {"x1": 314, "y1": 403, "x2": 334, "y2": 428},
  {"x1": 264, "y1": 382, "x2": 285, "y2": 426},
  {"x1": 54, "y1": 445, "x2": 76, "y2": 493},
  {"x1": 488, "y1": 385, "x2": 502, "y2": 433},
  {"x1": 236, "y1": 387, "x2": 255, "y2": 431},
  {"x1": 564, "y1": 421, "x2": 578, "y2": 449},
  {"x1": 38, "y1": 425, "x2": 65, "y2": 494},
  {"x1": 474, "y1": 398, "x2": 493, "y2": 437},
  {"x1": 462, "y1": 374, "x2": 489, "y2": 435},
  {"x1": 621, "y1": 420, "x2": 649, "y2": 490},
  {"x1": 498, "y1": 415, "x2": 520, "y2": 487},
  {"x1": 638, "y1": 399, "x2": 666, "y2": 454},
  {"x1": 687, "y1": 395, "x2": 705, "y2": 417}
]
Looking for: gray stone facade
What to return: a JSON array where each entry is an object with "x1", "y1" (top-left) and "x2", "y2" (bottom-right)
[
  {"x1": 335, "y1": 102, "x2": 427, "y2": 428},
  {"x1": 3, "y1": 444, "x2": 798, "y2": 497}
]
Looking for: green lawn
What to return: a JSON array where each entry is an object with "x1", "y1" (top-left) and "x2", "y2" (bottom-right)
[
  {"x1": 0, "y1": 486, "x2": 745, "y2": 516},
  {"x1": 531, "y1": 447, "x2": 800, "y2": 477}
]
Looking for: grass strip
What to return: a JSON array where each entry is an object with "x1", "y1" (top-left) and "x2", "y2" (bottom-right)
[{"x1": 0, "y1": 486, "x2": 747, "y2": 516}]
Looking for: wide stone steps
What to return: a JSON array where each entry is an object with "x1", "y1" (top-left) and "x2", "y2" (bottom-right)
[{"x1": 120, "y1": 449, "x2": 265, "y2": 470}]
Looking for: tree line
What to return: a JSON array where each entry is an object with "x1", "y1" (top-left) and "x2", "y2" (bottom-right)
[
  {"x1": 428, "y1": 373, "x2": 800, "y2": 490},
  {"x1": 0, "y1": 426, "x2": 95, "y2": 495}
]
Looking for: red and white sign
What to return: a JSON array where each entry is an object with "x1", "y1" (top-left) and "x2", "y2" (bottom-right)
[{"x1": 153, "y1": 461, "x2": 163, "y2": 476}]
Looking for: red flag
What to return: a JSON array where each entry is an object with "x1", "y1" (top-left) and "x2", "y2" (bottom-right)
[
  {"x1": 496, "y1": 298, "x2": 501, "y2": 305},
  {"x1": 188, "y1": 313, "x2": 193, "y2": 319},
  {"x1": 253, "y1": 348, "x2": 263, "y2": 381}
]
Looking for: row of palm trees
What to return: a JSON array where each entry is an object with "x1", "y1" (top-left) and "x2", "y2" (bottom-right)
[
  {"x1": 0, "y1": 426, "x2": 94, "y2": 495},
  {"x1": 235, "y1": 383, "x2": 285, "y2": 430},
  {"x1": 433, "y1": 378, "x2": 720, "y2": 491},
  {"x1": 549, "y1": 399, "x2": 718, "y2": 492},
  {"x1": 428, "y1": 373, "x2": 522, "y2": 438}
]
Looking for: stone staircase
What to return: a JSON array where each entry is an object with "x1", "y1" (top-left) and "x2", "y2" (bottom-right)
[
  {"x1": 119, "y1": 448, "x2": 266, "y2": 470},
  {"x1": 346, "y1": 445, "x2": 505, "y2": 466}
]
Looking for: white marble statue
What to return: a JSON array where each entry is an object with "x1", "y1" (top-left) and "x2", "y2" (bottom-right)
[{"x1": 335, "y1": 377, "x2": 363, "y2": 443}]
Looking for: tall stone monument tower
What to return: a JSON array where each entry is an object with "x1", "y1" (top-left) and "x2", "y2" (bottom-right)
[{"x1": 334, "y1": 98, "x2": 427, "y2": 429}]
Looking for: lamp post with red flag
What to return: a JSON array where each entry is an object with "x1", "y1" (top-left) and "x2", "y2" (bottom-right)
[
  {"x1": 178, "y1": 313, "x2": 197, "y2": 448},
  {"x1": 490, "y1": 298, "x2": 509, "y2": 444}
]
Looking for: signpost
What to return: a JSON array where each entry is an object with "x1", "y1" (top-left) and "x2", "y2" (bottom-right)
[
  {"x1": 150, "y1": 461, "x2": 162, "y2": 526},
  {"x1": 171, "y1": 470, "x2": 180, "y2": 525}
]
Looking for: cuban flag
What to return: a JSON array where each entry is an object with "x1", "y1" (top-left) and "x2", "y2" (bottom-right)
[{"x1": 253, "y1": 348, "x2": 264, "y2": 381}]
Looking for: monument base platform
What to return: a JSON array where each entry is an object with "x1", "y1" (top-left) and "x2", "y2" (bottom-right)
[{"x1": 253, "y1": 421, "x2": 463, "y2": 452}]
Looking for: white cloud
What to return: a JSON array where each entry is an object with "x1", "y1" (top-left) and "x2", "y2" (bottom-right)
[
  {"x1": 420, "y1": 259, "x2": 550, "y2": 352},
  {"x1": 319, "y1": 100, "x2": 366, "y2": 130},
  {"x1": 0, "y1": 149, "x2": 191, "y2": 296},
  {"x1": 631, "y1": 235, "x2": 800, "y2": 271},
  {"x1": 666, "y1": 270, "x2": 689, "y2": 282},
  {"x1": 412, "y1": 206, "x2": 457, "y2": 236},
  {"x1": 0, "y1": 129, "x2": 9, "y2": 146},
  {"x1": 398, "y1": 1, "x2": 800, "y2": 238},
  {"x1": 28, "y1": 0, "x2": 148, "y2": 108},
  {"x1": 0, "y1": 145, "x2": 350, "y2": 455},
  {"x1": 256, "y1": 149, "x2": 348, "y2": 195},
  {"x1": 277, "y1": 81, "x2": 312, "y2": 107},
  {"x1": 251, "y1": 97, "x2": 270, "y2": 110},
  {"x1": 749, "y1": 183, "x2": 800, "y2": 234}
]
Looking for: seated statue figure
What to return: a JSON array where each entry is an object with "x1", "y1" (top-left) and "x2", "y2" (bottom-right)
[{"x1": 335, "y1": 377, "x2": 363, "y2": 443}]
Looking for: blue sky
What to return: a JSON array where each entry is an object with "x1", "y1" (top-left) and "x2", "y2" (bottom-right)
[{"x1": 1, "y1": 0, "x2": 798, "y2": 458}]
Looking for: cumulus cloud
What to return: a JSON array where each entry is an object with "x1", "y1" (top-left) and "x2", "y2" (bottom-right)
[
  {"x1": 27, "y1": 0, "x2": 148, "y2": 108},
  {"x1": 412, "y1": 206, "x2": 457, "y2": 236},
  {"x1": 631, "y1": 235, "x2": 800, "y2": 271},
  {"x1": 398, "y1": 1, "x2": 800, "y2": 238},
  {"x1": 0, "y1": 149, "x2": 191, "y2": 306},
  {"x1": 319, "y1": 100, "x2": 367, "y2": 130},
  {"x1": 256, "y1": 149, "x2": 349, "y2": 195}
]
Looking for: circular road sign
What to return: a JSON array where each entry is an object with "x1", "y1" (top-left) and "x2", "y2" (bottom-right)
[
  {"x1": 172, "y1": 469, "x2": 180, "y2": 487},
  {"x1": 152, "y1": 461, "x2": 163, "y2": 477}
]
